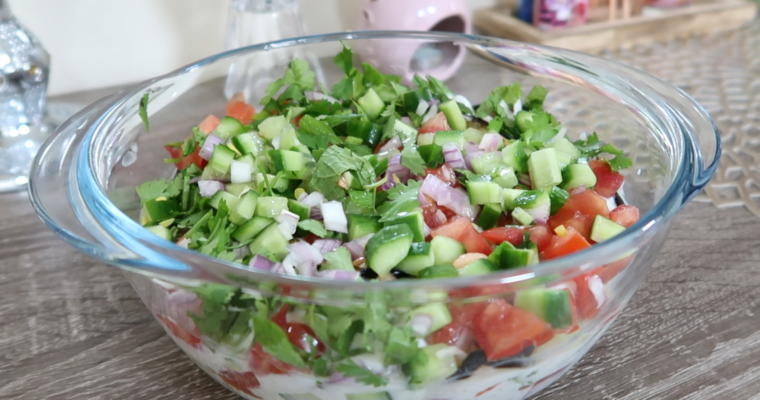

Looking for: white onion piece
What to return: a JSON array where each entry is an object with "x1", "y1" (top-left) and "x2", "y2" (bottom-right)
[
  {"x1": 410, "y1": 313, "x2": 433, "y2": 336},
  {"x1": 454, "y1": 94, "x2": 473, "y2": 110},
  {"x1": 297, "y1": 191, "x2": 308, "y2": 202},
  {"x1": 322, "y1": 201, "x2": 348, "y2": 233},
  {"x1": 423, "y1": 223, "x2": 432, "y2": 239},
  {"x1": 344, "y1": 233, "x2": 374, "y2": 259},
  {"x1": 525, "y1": 202, "x2": 550, "y2": 225},
  {"x1": 198, "y1": 180, "x2": 225, "y2": 198},
  {"x1": 547, "y1": 126, "x2": 568, "y2": 144},
  {"x1": 275, "y1": 210, "x2": 300, "y2": 239},
  {"x1": 422, "y1": 104, "x2": 438, "y2": 124},
  {"x1": 442, "y1": 144, "x2": 465, "y2": 170},
  {"x1": 605, "y1": 196, "x2": 618, "y2": 212},
  {"x1": 418, "y1": 191, "x2": 432, "y2": 207},
  {"x1": 272, "y1": 135, "x2": 281, "y2": 150},
  {"x1": 499, "y1": 100, "x2": 514, "y2": 119},
  {"x1": 382, "y1": 154, "x2": 412, "y2": 190},
  {"x1": 312, "y1": 239, "x2": 342, "y2": 255},
  {"x1": 478, "y1": 133, "x2": 503, "y2": 153},
  {"x1": 199, "y1": 134, "x2": 224, "y2": 160},
  {"x1": 588, "y1": 274, "x2": 607, "y2": 307},
  {"x1": 513, "y1": 99, "x2": 523, "y2": 116},
  {"x1": 249, "y1": 255, "x2": 275, "y2": 271},
  {"x1": 302, "y1": 191, "x2": 326, "y2": 208},
  {"x1": 230, "y1": 160, "x2": 252, "y2": 184},
  {"x1": 176, "y1": 237, "x2": 190, "y2": 249},
  {"x1": 420, "y1": 174, "x2": 479, "y2": 220},
  {"x1": 518, "y1": 174, "x2": 533, "y2": 187},
  {"x1": 318, "y1": 269, "x2": 361, "y2": 281},
  {"x1": 434, "y1": 210, "x2": 447, "y2": 226},
  {"x1": 416, "y1": 99, "x2": 430, "y2": 116},
  {"x1": 277, "y1": 222, "x2": 294, "y2": 240},
  {"x1": 279, "y1": 257, "x2": 298, "y2": 276}
]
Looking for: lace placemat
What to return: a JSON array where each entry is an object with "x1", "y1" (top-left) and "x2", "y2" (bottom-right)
[{"x1": 603, "y1": 21, "x2": 760, "y2": 215}]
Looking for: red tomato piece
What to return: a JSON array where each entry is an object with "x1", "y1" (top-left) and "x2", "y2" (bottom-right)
[
  {"x1": 425, "y1": 163, "x2": 457, "y2": 186},
  {"x1": 432, "y1": 217, "x2": 493, "y2": 255},
  {"x1": 157, "y1": 314, "x2": 202, "y2": 349},
  {"x1": 198, "y1": 114, "x2": 221, "y2": 134},
  {"x1": 226, "y1": 98, "x2": 256, "y2": 124},
  {"x1": 428, "y1": 302, "x2": 488, "y2": 353},
  {"x1": 573, "y1": 272, "x2": 606, "y2": 320},
  {"x1": 473, "y1": 300, "x2": 554, "y2": 361},
  {"x1": 218, "y1": 370, "x2": 262, "y2": 398},
  {"x1": 589, "y1": 159, "x2": 625, "y2": 198},
  {"x1": 609, "y1": 205, "x2": 640, "y2": 228},
  {"x1": 249, "y1": 344, "x2": 293, "y2": 375},
  {"x1": 526, "y1": 225, "x2": 552, "y2": 252},
  {"x1": 437, "y1": 205, "x2": 459, "y2": 221},
  {"x1": 548, "y1": 190, "x2": 609, "y2": 239},
  {"x1": 541, "y1": 227, "x2": 592, "y2": 260},
  {"x1": 418, "y1": 112, "x2": 451, "y2": 134},
  {"x1": 292, "y1": 114, "x2": 304, "y2": 128},
  {"x1": 481, "y1": 227, "x2": 524, "y2": 246},
  {"x1": 271, "y1": 306, "x2": 324, "y2": 354},
  {"x1": 421, "y1": 204, "x2": 446, "y2": 230},
  {"x1": 597, "y1": 255, "x2": 633, "y2": 283},
  {"x1": 164, "y1": 145, "x2": 207, "y2": 170}
]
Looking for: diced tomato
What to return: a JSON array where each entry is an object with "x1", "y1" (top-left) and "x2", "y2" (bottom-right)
[
  {"x1": 573, "y1": 272, "x2": 606, "y2": 320},
  {"x1": 609, "y1": 205, "x2": 640, "y2": 228},
  {"x1": 165, "y1": 145, "x2": 207, "y2": 170},
  {"x1": 422, "y1": 204, "x2": 446, "y2": 230},
  {"x1": 453, "y1": 253, "x2": 488, "y2": 269},
  {"x1": 548, "y1": 189, "x2": 609, "y2": 239},
  {"x1": 598, "y1": 255, "x2": 632, "y2": 283},
  {"x1": 271, "y1": 306, "x2": 324, "y2": 354},
  {"x1": 589, "y1": 159, "x2": 625, "y2": 198},
  {"x1": 293, "y1": 114, "x2": 304, "y2": 128},
  {"x1": 425, "y1": 163, "x2": 457, "y2": 186},
  {"x1": 218, "y1": 370, "x2": 262, "y2": 398},
  {"x1": 249, "y1": 344, "x2": 293, "y2": 375},
  {"x1": 302, "y1": 233, "x2": 319, "y2": 244},
  {"x1": 418, "y1": 112, "x2": 451, "y2": 134},
  {"x1": 432, "y1": 217, "x2": 493, "y2": 255},
  {"x1": 473, "y1": 300, "x2": 554, "y2": 361},
  {"x1": 437, "y1": 205, "x2": 459, "y2": 221},
  {"x1": 428, "y1": 302, "x2": 487, "y2": 353},
  {"x1": 157, "y1": 314, "x2": 202, "y2": 349},
  {"x1": 226, "y1": 97, "x2": 256, "y2": 124},
  {"x1": 481, "y1": 227, "x2": 524, "y2": 246},
  {"x1": 526, "y1": 225, "x2": 552, "y2": 253},
  {"x1": 198, "y1": 114, "x2": 221, "y2": 134},
  {"x1": 541, "y1": 226, "x2": 591, "y2": 260}
]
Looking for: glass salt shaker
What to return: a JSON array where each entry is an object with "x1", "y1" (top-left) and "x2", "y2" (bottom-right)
[
  {"x1": 224, "y1": 0, "x2": 324, "y2": 105},
  {"x1": 0, "y1": 0, "x2": 50, "y2": 193}
]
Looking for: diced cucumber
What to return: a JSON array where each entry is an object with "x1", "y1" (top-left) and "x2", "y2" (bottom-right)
[
  {"x1": 270, "y1": 150, "x2": 306, "y2": 179},
  {"x1": 515, "y1": 288, "x2": 574, "y2": 329},
  {"x1": 208, "y1": 145, "x2": 237, "y2": 175},
  {"x1": 403, "y1": 88, "x2": 433, "y2": 112},
  {"x1": 408, "y1": 303, "x2": 452, "y2": 336},
  {"x1": 502, "y1": 140, "x2": 528, "y2": 173},
  {"x1": 528, "y1": 148, "x2": 562, "y2": 190},
  {"x1": 229, "y1": 190, "x2": 258, "y2": 225},
  {"x1": 502, "y1": 188, "x2": 526, "y2": 212},
  {"x1": 254, "y1": 196, "x2": 289, "y2": 218},
  {"x1": 467, "y1": 181, "x2": 502, "y2": 205},
  {"x1": 476, "y1": 203, "x2": 502, "y2": 230},
  {"x1": 365, "y1": 225, "x2": 414, "y2": 277},
  {"x1": 433, "y1": 130, "x2": 465, "y2": 150},
  {"x1": 347, "y1": 120, "x2": 382, "y2": 147},
  {"x1": 431, "y1": 235, "x2": 465, "y2": 264},
  {"x1": 232, "y1": 217, "x2": 273, "y2": 242},
  {"x1": 254, "y1": 173, "x2": 290, "y2": 193},
  {"x1": 514, "y1": 189, "x2": 550, "y2": 210},
  {"x1": 213, "y1": 116, "x2": 247, "y2": 140},
  {"x1": 515, "y1": 110, "x2": 538, "y2": 134},
  {"x1": 549, "y1": 138, "x2": 581, "y2": 168},
  {"x1": 358, "y1": 88, "x2": 385, "y2": 121},
  {"x1": 464, "y1": 128, "x2": 485, "y2": 145},
  {"x1": 230, "y1": 160, "x2": 253, "y2": 184},
  {"x1": 248, "y1": 222, "x2": 290, "y2": 261},
  {"x1": 492, "y1": 166, "x2": 518, "y2": 189},
  {"x1": 490, "y1": 241, "x2": 538, "y2": 269},
  {"x1": 346, "y1": 214, "x2": 382, "y2": 241},
  {"x1": 231, "y1": 132, "x2": 262, "y2": 155},
  {"x1": 143, "y1": 198, "x2": 179, "y2": 222},
  {"x1": 417, "y1": 133, "x2": 436, "y2": 146},
  {"x1": 279, "y1": 125, "x2": 300, "y2": 150},
  {"x1": 512, "y1": 207, "x2": 534, "y2": 225},
  {"x1": 439, "y1": 100, "x2": 467, "y2": 131},
  {"x1": 383, "y1": 210, "x2": 426, "y2": 242},
  {"x1": 345, "y1": 392, "x2": 393, "y2": 400},
  {"x1": 394, "y1": 119, "x2": 418, "y2": 138},
  {"x1": 418, "y1": 264, "x2": 459, "y2": 279},
  {"x1": 459, "y1": 258, "x2": 499, "y2": 276},
  {"x1": 258, "y1": 115, "x2": 287, "y2": 140},
  {"x1": 561, "y1": 163, "x2": 597, "y2": 191},
  {"x1": 471, "y1": 152, "x2": 505, "y2": 175},
  {"x1": 146, "y1": 225, "x2": 172, "y2": 241},
  {"x1": 287, "y1": 199, "x2": 310, "y2": 221},
  {"x1": 209, "y1": 190, "x2": 239, "y2": 210},
  {"x1": 549, "y1": 186, "x2": 570, "y2": 214},
  {"x1": 397, "y1": 242, "x2": 435, "y2": 275},
  {"x1": 406, "y1": 344, "x2": 458, "y2": 385},
  {"x1": 224, "y1": 183, "x2": 251, "y2": 198},
  {"x1": 590, "y1": 215, "x2": 626, "y2": 243}
]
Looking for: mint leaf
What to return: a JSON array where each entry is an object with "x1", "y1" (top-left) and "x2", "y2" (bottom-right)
[
  {"x1": 334, "y1": 42, "x2": 355, "y2": 75},
  {"x1": 525, "y1": 85, "x2": 549, "y2": 110},
  {"x1": 348, "y1": 189, "x2": 375, "y2": 211},
  {"x1": 138, "y1": 93, "x2": 150, "y2": 133},
  {"x1": 336, "y1": 359, "x2": 388, "y2": 387},
  {"x1": 310, "y1": 146, "x2": 377, "y2": 200},
  {"x1": 401, "y1": 146, "x2": 426, "y2": 175},
  {"x1": 322, "y1": 247, "x2": 354, "y2": 271},
  {"x1": 297, "y1": 219, "x2": 327, "y2": 237},
  {"x1": 253, "y1": 314, "x2": 306, "y2": 368},
  {"x1": 607, "y1": 154, "x2": 633, "y2": 171}
]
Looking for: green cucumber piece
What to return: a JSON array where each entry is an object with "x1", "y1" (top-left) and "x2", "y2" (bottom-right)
[
  {"x1": 287, "y1": 199, "x2": 310, "y2": 221},
  {"x1": 248, "y1": 223, "x2": 289, "y2": 261},
  {"x1": 476, "y1": 203, "x2": 502, "y2": 230},
  {"x1": 146, "y1": 225, "x2": 172, "y2": 241},
  {"x1": 279, "y1": 394, "x2": 321, "y2": 400},
  {"x1": 502, "y1": 188, "x2": 526, "y2": 212},
  {"x1": 561, "y1": 163, "x2": 597, "y2": 191},
  {"x1": 254, "y1": 173, "x2": 290, "y2": 193},
  {"x1": 214, "y1": 116, "x2": 247, "y2": 140},
  {"x1": 358, "y1": 88, "x2": 385, "y2": 121},
  {"x1": 464, "y1": 128, "x2": 485, "y2": 145},
  {"x1": 229, "y1": 190, "x2": 259, "y2": 225},
  {"x1": 403, "y1": 88, "x2": 433, "y2": 113},
  {"x1": 347, "y1": 214, "x2": 382, "y2": 241},
  {"x1": 383, "y1": 210, "x2": 426, "y2": 242},
  {"x1": 345, "y1": 136, "x2": 364, "y2": 146},
  {"x1": 365, "y1": 225, "x2": 414, "y2": 277},
  {"x1": 528, "y1": 148, "x2": 562, "y2": 190},
  {"x1": 394, "y1": 119, "x2": 418, "y2": 138},
  {"x1": 466, "y1": 181, "x2": 502, "y2": 205},
  {"x1": 406, "y1": 344, "x2": 458, "y2": 385},
  {"x1": 439, "y1": 99, "x2": 467, "y2": 131},
  {"x1": 431, "y1": 235, "x2": 465, "y2": 264},
  {"x1": 269, "y1": 150, "x2": 306, "y2": 179},
  {"x1": 459, "y1": 258, "x2": 499, "y2": 276},
  {"x1": 512, "y1": 207, "x2": 534, "y2": 226},
  {"x1": 143, "y1": 199, "x2": 179, "y2": 222},
  {"x1": 207, "y1": 145, "x2": 237, "y2": 175},
  {"x1": 515, "y1": 288, "x2": 574, "y2": 329},
  {"x1": 254, "y1": 196, "x2": 288, "y2": 218},
  {"x1": 232, "y1": 217, "x2": 274, "y2": 242},
  {"x1": 345, "y1": 392, "x2": 393, "y2": 400},
  {"x1": 471, "y1": 152, "x2": 505, "y2": 175},
  {"x1": 258, "y1": 115, "x2": 287, "y2": 140},
  {"x1": 224, "y1": 183, "x2": 252, "y2": 198},
  {"x1": 514, "y1": 189, "x2": 550, "y2": 209},
  {"x1": 549, "y1": 186, "x2": 570, "y2": 214},
  {"x1": 491, "y1": 241, "x2": 538, "y2": 269},
  {"x1": 209, "y1": 191, "x2": 239, "y2": 210},
  {"x1": 408, "y1": 303, "x2": 452, "y2": 335},
  {"x1": 549, "y1": 138, "x2": 581, "y2": 168},
  {"x1": 492, "y1": 166, "x2": 518, "y2": 189},
  {"x1": 590, "y1": 215, "x2": 626, "y2": 243},
  {"x1": 433, "y1": 130, "x2": 465, "y2": 150},
  {"x1": 231, "y1": 132, "x2": 262, "y2": 155},
  {"x1": 418, "y1": 264, "x2": 459, "y2": 279},
  {"x1": 397, "y1": 242, "x2": 436, "y2": 275},
  {"x1": 347, "y1": 120, "x2": 382, "y2": 147},
  {"x1": 279, "y1": 125, "x2": 300, "y2": 150},
  {"x1": 417, "y1": 133, "x2": 436, "y2": 146},
  {"x1": 502, "y1": 140, "x2": 528, "y2": 174}
]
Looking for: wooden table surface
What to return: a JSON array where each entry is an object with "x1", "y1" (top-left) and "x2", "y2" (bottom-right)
[{"x1": 3, "y1": 43, "x2": 760, "y2": 400}]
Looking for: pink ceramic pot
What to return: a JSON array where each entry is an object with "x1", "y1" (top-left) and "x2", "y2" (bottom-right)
[{"x1": 354, "y1": 0, "x2": 471, "y2": 82}]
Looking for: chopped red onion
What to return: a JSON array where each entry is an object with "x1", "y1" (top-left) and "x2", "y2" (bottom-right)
[
  {"x1": 198, "y1": 180, "x2": 225, "y2": 198},
  {"x1": 518, "y1": 174, "x2": 532, "y2": 187},
  {"x1": 199, "y1": 134, "x2": 224, "y2": 160},
  {"x1": 434, "y1": 210, "x2": 447, "y2": 225},
  {"x1": 410, "y1": 313, "x2": 434, "y2": 336},
  {"x1": 478, "y1": 133, "x2": 503, "y2": 153},
  {"x1": 420, "y1": 174, "x2": 479, "y2": 220},
  {"x1": 310, "y1": 207, "x2": 323, "y2": 220},
  {"x1": 401, "y1": 116, "x2": 412, "y2": 125},
  {"x1": 525, "y1": 203, "x2": 550, "y2": 225},
  {"x1": 418, "y1": 191, "x2": 432, "y2": 207},
  {"x1": 285, "y1": 241, "x2": 324, "y2": 277},
  {"x1": 428, "y1": 99, "x2": 441, "y2": 106},
  {"x1": 317, "y1": 269, "x2": 361, "y2": 281},
  {"x1": 464, "y1": 143, "x2": 484, "y2": 169},
  {"x1": 442, "y1": 144, "x2": 465, "y2": 170},
  {"x1": 382, "y1": 154, "x2": 412, "y2": 190},
  {"x1": 322, "y1": 201, "x2": 348, "y2": 233},
  {"x1": 302, "y1": 191, "x2": 325, "y2": 208},
  {"x1": 378, "y1": 136, "x2": 402, "y2": 154},
  {"x1": 249, "y1": 255, "x2": 275, "y2": 271},
  {"x1": 344, "y1": 233, "x2": 374, "y2": 260},
  {"x1": 312, "y1": 239, "x2": 342, "y2": 255}
]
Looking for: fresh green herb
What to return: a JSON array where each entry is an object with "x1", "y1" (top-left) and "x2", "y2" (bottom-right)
[
  {"x1": 348, "y1": 189, "x2": 376, "y2": 211},
  {"x1": 297, "y1": 219, "x2": 328, "y2": 237},
  {"x1": 426, "y1": 75, "x2": 454, "y2": 101},
  {"x1": 524, "y1": 85, "x2": 549, "y2": 110},
  {"x1": 503, "y1": 82, "x2": 523, "y2": 106},
  {"x1": 488, "y1": 117, "x2": 504, "y2": 133},
  {"x1": 186, "y1": 284, "x2": 237, "y2": 343},
  {"x1": 418, "y1": 143, "x2": 444, "y2": 168},
  {"x1": 376, "y1": 179, "x2": 422, "y2": 222},
  {"x1": 336, "y1": 360, "x2": 388, "y2": 387},
  {"x1": 401, "y1": 146, "x2": 427, "y2": 175},
  {"x1": 253, "y1": 313, "x2": 306, "y2": 368},
  {"x1": 261, "y1": 58, "x2": 316, "y2": 105},
  {"x1": 310, "y1": 146, "x2": 377, "y2": 200},
  {"x1": 322, "y1": 247, "x2": 354, "y2": 271},
  {"x1": 572, "y1": 132, "x2": 633, "y2": 171},
  {"x1": 138, "y1": 93, "x2": 150, "y2": 133},
  {"x1": 135, "y1": 176, "x2": 182, "y2": 204}
]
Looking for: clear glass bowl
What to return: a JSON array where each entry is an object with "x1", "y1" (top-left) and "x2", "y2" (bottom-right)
[{"x1": 28, "y1": 31, "x2": 720, "y2": 400}]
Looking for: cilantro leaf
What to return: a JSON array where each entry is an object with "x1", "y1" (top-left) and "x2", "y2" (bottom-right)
[
  {"x1": 418, "y1": 143, "x2": 444, "y2": 168},
  {"x1": 572, "y1": 132, "x2": 633, "y2": 171},
  {"x1": 336, "y1": 360, "x2": 388, "y2": 387},
  {"x1": 303, "y1": 305, "x2": 330, "y2": 344},
  {"x1": 362, "y1": 62, "x2": 385, "y2": 87},
  {"x1": 488, "y1": 117, "x2": 504, "y2": 133},
  {"x1": 261, "y1": 58, "x2": 316, "y2": 104},
  {"x1": 253, "y1": 314, "x2": 306, "y2": 368},
  {"x1": 322, "y1": 247, "x2": 354, "y2": 271},
  {"x1": 135, "y1": 176, "x2": 182, "y2": 204},
  {"x1": 138, "y1": 93, "x2": 150, "y2": 133},
  {"x1": 334, "y1": 41, "x2": 355, "y2": 75},
  {"x1": 348, "y1": 189, "x2": 376, "y2": 211},
  {"x1": 332, "y1": 77, "x2": 354, "y2": 101},
  {"x1": 380, "y1": 105, "x2": 397, "y2": 143},
  {"x1": 524, "y1": 85, "x2": 549, "y2": 110},
  {"x1": 608, "y1": 154, "x2": 633, "y2": 171},
  {"x1": 384, "y1": 327, "x2": 420, "y2": 365},
  {"x1": 475, "y1": 86, "x2": 508, "y2": 119},
  {"x1": 376, "y1": 179, "x2": 422, "y2": 222},
  {"x1": 503, "y1": 82, "x2": 523, "y2": 106},
  {"x1": 297, "y1": 219, "x2": 327, "y2": 237},
  {"x1": 412, "y1": 74, "x2": 429, "y2": 90},
  {"x1": 401, "y1": 146, "x2": 427, "y2": 175},
  {"x1": 425, "y1": 75, "x2": 454, "y2": 101},
  {"x1": 186, "y1": 284, "x2": 237, "y2": 343},
  {"x1": 310, "y1": 146, "x2": 377, "y2": 200},
  {"x1": 573, "y1": 132, "x2": 602, "y2": 153}
]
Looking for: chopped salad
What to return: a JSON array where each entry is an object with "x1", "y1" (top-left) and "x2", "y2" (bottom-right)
[{"x1": 135, "y1": 42, "x2": 641, "y2": 399}]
